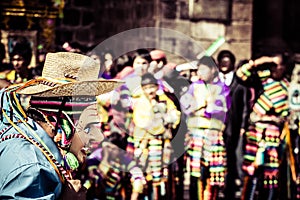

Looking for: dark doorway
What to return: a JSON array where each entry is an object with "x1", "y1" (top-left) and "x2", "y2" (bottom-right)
[
  {"x1": 252, "y1": 0, "x2": 283, "y2": 58},
  {"x1": 253, "y1": 0, "x2": 300, "y2": 57},
  {"x1": 283, "y1": 0, "x2": 300, "y2": 53}
]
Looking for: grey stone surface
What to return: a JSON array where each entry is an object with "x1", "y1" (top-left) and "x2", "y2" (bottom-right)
[{"x1": 55, "y1": 0, "x2": 252, "y2": 61}]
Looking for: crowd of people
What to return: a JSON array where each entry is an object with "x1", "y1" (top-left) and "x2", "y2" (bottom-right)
[{"x1": 0, "y1": 36, "x2": 299, "y2": 200}]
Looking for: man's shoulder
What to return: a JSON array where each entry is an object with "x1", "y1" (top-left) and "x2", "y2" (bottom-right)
[
  {"x1": 0, "y1": 135, "x2": 40, "y2": 163},
  {"x1": 0, "y1": 136, "x2": 61, "y2": 199},
  {"x1": 0, "y1": 134, "x2": 58, "y2": 181},
  {"x1": 0, "y1": 70, "x2": 15, "y2": 80},
  {"x1": 0, "y1": 127, "x2": 55, "y2": 165}
]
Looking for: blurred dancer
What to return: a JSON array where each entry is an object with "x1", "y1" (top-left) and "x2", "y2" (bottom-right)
[
  {"x1": 236, "y1": 52, "x2": 291, "y2": 200},
  {"x1": 132, "y1": 73, "x2": 180, "y2": 200},
  {"x1": 84, "y1": 132, "x2": 145, "y2": 200},
  {"x1": 182, "y1": 56, "x2": 230, "y2": 200},
  {"x1": 0, "y1": 37, "x2": 38, "y2": 88}
]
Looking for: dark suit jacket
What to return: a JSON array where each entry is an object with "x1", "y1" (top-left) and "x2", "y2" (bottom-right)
[{"x1": 224, "y1": 74, "x2": 252, "y2": 150}]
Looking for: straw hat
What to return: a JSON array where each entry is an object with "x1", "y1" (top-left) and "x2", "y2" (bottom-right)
[{"x1": 16, "y1": 52, "x2": 123, "y2": 97}]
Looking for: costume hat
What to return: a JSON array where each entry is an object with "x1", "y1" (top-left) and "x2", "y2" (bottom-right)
[
  {"x1": 141, "y1": 73, "x2": 158, "y2": 86},
  {"x1": 150, "y1": 50, "x2": 166, "y2": 61},
  {"x1": 16, "y1": 52, "x2": 123, "y2": 97}
]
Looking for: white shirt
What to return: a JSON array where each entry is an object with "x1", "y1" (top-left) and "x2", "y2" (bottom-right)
[{"x1": 219, "y1": 71, "x2": 234, "y2": 86}]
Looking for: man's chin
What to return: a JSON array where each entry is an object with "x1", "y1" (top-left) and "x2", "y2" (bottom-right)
[{"x1": 220, "y1": 68, "x2": 230, "y2": 74}]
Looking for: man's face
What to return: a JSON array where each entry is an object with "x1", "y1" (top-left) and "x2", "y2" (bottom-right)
[
  {"x1": 270, "y1": 55, "x2": 286, "y2": 81},
  {"x1": 197, "y1": 64, "x2": 216, "y2": 82},
  {"x1": 142, "y1": 83, "x2": 158, "y2": 101},
  {"x1": 69, "y1": 104, "x2": 104, "y2": 163},
  {"x1": 218, "y1": 56, "x2": 234, "y2": 74},
  {"x1": 133, "y1": 56, "x2": 149, "y2": 75},
  {"x1": 12, "y1": 55, "x2": 27, "y2": 73}
]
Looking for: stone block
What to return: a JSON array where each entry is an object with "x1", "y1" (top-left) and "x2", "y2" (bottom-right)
[
  {"x1": 179, "y1": 0, "x2": 189, "y2": 19},
  {"x1": 189, "y1": 0, "x2": 231, "y2": 22},
  {"x1": 232, "y1": 2, "x2": 253, "y2": 21},
  {"x1": 160, "y1": 19, "x2": 192, "y2": 36},
  {"x1": 226, "y1": 23, "x2": 252, "y2": 41},
  {"x1": 162, "y1": 1, "x2": 177, "y2": 19},
  {"x1": 191, "y1": 21, "x2": 226, "y2": 40}
]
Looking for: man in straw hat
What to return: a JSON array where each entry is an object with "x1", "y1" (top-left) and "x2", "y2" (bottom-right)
[{"x1": 0, "y1": 52, "x2": 122, "y2": 199}]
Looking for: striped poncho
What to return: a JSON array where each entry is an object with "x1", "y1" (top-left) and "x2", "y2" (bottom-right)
[{"x1": 238, "y1": 63, "x2": 289, "y2": 188}]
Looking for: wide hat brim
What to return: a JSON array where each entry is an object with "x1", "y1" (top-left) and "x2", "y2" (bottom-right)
[{"x1": 16, "y1": 79, "x2": 123, "y2": 97}]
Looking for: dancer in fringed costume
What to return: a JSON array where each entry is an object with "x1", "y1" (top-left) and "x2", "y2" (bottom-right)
[
  {"x1": 181, "y1": 56, "x2": 230, "y2": 200},
  {"x1": 236, "y1": 52, "x2": 291, "y2": 200},
  {"x1": 131, "y1": 73, "x2": 180, "y2": 200}
]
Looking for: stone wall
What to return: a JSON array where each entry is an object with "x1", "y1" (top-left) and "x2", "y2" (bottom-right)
[
  {"x1": 55, "y1": 0, "x2": 253, "y2": 64},
  {"x1": 56, "y1": 0, "x2": 156, "y2": 49},
  {"x1": 225, "y1": 0, "x2": 253, "y2": 63},
  {"x1": 157, "y1": 0, "x2": 253, "y2": 64}
]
